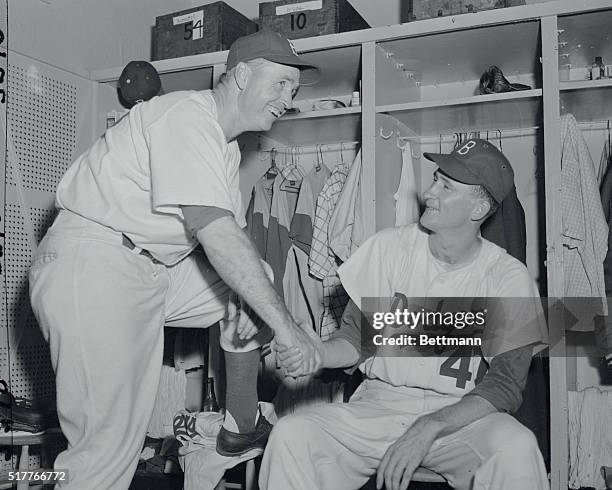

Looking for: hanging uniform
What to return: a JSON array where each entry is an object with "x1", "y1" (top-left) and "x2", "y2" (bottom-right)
[
  {"x1": 309, "y1": 161, "x2": 351, "y2": 339},
  {"x1": 284, "y1": 166, "x2": 329, "y2": 333},
  {"x1": 393, "y1": 143, "x2": 420, "y2": 226},
  {"x1": 328, "y1": 149, "x2": 369, "y2": 262},
  {"x1": 245, "y1": 174, "x2": 274, "y2": 257},
  {"x1": 481, "y1": 185, "x2": 527, "y2": 265},
  {"x1": 560, "y1": 113, "x2": 609, "y2": 325},
  {"x1": 265, "y1": 173, "x2": 300, "y2": 296}
]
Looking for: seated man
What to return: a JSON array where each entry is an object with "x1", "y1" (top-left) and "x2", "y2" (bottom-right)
[{"x1": 259, "y1": 139, "x2": 549, "y2": 490}]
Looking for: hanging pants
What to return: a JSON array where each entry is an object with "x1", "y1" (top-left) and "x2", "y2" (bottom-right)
[
  {"x1": 29, "y1": 210, "x2": 267, "y2": 489},
  {"x1": 259, "y1": 379, "x2": 549, "y2": 490}
]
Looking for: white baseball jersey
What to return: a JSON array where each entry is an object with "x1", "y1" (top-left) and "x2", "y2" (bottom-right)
[
  {"x1": 56, "y1": 90, "x2": 245, "y2": 266},
  {"x1": 337, "y1": 224, "x2": 547, "y2": 397}
]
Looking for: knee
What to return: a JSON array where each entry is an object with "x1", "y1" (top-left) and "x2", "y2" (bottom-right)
[
  {"x1": 500, "y1": 425, "x2": 540, "y2": 458},
  {"x1": 487, "y1": 416, "x2": 540, "y2": 458},
  {"x1": 268, "y1": 414, "x2": 317, "y2": 453},
  {"x1": 476, "y1": 414, "x2": 540, "y2": 458}
]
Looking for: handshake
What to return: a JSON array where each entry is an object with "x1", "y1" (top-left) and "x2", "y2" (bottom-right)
[
  {"x1": 273, "y1": 324, "x2": 326, "y2": 378},
  {"x1": 226, "y1": 259, "x2": 328, "y2": 378},
  {"x1": 226, "y1": 294, "x2": 327, "y2": 378}
]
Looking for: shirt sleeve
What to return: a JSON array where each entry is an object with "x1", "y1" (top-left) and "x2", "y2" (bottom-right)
[
  {"x1": 145, "y1": 100, "x2": 238, "y2": 217},
  {"x1": 481, "y1": 262, "x2": 548, "y2": 360},
  {"x1": 181, "y1": 205, "x2": 234, "y2": 238},
  {"x1": 464, "y1": 344, "x2": 533, "y2": 413},
  {"x1": 329, "y1": 299, "x2": 376, "y2": 374}
]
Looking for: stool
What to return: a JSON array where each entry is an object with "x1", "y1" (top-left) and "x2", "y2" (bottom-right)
[
  {"x1": 215, "y1": 459, "x2": 257, "y2": 490},
  {"x1": 0, "y1": 428, "x2": 64, "y2": 490}
]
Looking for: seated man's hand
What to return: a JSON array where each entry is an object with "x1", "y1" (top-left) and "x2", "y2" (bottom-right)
[
  {"x1": 376, "y1": 417, "x2": 438, "y2": 490},
  {"x1": 234, "y1": 260, "x2": 274, "y2": 341},
  {"x1": 274, "y1": 323, "x2": 323, "y2": 378},
  {"x1": 224, "y1": 292, "x2": 263, "y2": 342}
]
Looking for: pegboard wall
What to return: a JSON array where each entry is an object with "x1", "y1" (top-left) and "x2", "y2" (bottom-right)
[
  {"x1": 6, "y1": 64, "x2": 77, "y2": 192},
  {"x1": 0, "y1": 50, "x2": 94, "y2": 472}
]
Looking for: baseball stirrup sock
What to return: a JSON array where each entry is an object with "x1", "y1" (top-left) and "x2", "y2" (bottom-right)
[{"x1": 224, "y1": 349, "x2": 259, "y2": 432}]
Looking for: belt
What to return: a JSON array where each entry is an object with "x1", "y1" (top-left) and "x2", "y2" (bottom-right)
[{"x1": 121, "y1": 234, "x2": 161, "y2": 264}]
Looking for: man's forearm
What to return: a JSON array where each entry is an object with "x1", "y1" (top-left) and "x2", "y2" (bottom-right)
[
  {"x1": 321, "y1": 338, "x2": 360, "y2": 369},
  {"x1": 418, "y1": 394, "x2": 498, "y2": 439},
  {"x1": 196, "y1": 216, "x2": 293, "y2": 335}
]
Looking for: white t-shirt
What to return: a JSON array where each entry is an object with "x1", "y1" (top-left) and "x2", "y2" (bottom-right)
[
  {"x1": 337, "y1": 224, "x2": 547, "y2": 397},
  {"x1": 56, "y1": 90, "x2": 244, "y2": 266}
]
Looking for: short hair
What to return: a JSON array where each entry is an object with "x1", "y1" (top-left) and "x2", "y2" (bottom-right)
[
  {"x1": 472, "y1": 185, "x2": 499, "y2": 220},
  {"x1": 218, "y1": 58, "x2": 268, "y2": 85}
]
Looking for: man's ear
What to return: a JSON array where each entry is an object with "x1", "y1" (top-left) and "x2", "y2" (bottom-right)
[
  {"x1": 233, "y1": 62, "x2": 250, "y2": 90},
  {"x1": 471, "y1": 198, "x2": 491, "y2": 221}
]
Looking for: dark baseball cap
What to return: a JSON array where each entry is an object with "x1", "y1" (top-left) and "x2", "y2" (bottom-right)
[
  {"x1": 118, "y1": 61, "x2": 162, "y2": 108},
  {"x1": 423, "y1": 139, "x2": 514, "y2": 203},
  {"x1": 226, "y1": 29, "x2": 320, "y2": 85}
]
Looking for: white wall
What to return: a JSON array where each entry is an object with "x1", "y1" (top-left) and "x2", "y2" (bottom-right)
[
  {"x1": 9, "y1": 0, "x2": 194, "y2": 76},
  {"x1": 9, "y1": 0, "x2": 404, "y2": 76}
]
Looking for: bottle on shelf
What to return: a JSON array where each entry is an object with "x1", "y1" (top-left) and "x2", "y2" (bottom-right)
[
  {"x1": 350, "y1": 91, "x2": 360, "y2": 107},
  {"x1": 202, "y1": 377, "x2": 219, "y2": 412},
  {"x1": 591, "y1": 56, "x2": 605, "y2": 80}
]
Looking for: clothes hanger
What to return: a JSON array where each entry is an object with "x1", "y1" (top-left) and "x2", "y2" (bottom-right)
[
  {"x1": 453, "y1": 133, "x2": 461, "y2": 149},
  {"x1": 279, "y1": 147, "x2": 303, "y2": 193},
  {"x1": 265, "y1": 148, "x2": 278, "y2": 180}
]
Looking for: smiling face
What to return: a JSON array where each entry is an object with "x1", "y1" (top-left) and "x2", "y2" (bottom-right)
[
  {"x1": 236, "y1": 59, "x2": 300, "y2": 132},
  {"x1": 420, "y1": 170, "x2": 489, "y2": 233}
]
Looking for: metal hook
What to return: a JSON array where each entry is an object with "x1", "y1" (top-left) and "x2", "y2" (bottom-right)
[
  {"x1": 265, "y1": 148, "x2": 278, "y2": 179},
  {"x1": 340, "y1": 142, "x2": 345, "y2": 166},
  {"x1": 315, "y1": 145, "x2": 322, "y2": 171},
  {"x1": 497, "y1": 129, "x2": 502, "y2": 152},
  {"x1": 453, "y1": 133, "x2": 461, "y2": 149},
  {"x1": 380, "y1": 127, "x2": 394, "y2": 140},
  {"x1": 396, "y1": 135, "x2": 405, "y2": 150},
  {"x1": 439, "y1": 134, "x2": 442, "y2": 153}
]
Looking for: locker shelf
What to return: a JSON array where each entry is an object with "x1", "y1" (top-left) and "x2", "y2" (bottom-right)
[
  {"x1": 560, "y1": 83, "x2": 612, "y2": 123},
  {"x1": 376, "y1": 20, "x2": 541, "y2": 106},
  {"x1": 560, "y1": 79, "x2": 612, "y2": 91},
  {"x1": 264, "y1": 107, "x2": 361, "y2": 146},
  {"x1": 376, "y1": 89, "x2": 542, "y2": 136}
]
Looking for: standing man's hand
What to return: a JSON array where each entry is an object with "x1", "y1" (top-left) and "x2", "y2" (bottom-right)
[
  {"x1": 376, "y1": 417, "x2": 439, "y2": 490},
  {"x1": 274, "y1": 323, "x2": 323, "y2": 377}
]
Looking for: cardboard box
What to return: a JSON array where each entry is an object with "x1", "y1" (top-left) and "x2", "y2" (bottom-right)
[
  {"x1": 152, "y1": 2, "x2": 257, "y2": 61},
  {"x1": 402, "y1": 0, "x2": 525, "y2": 22},
  {"x1": 259, "y1": 0, "x2": 370, "y2": 40}
]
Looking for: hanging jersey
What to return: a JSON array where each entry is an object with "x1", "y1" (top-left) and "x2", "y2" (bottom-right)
[{"x1": 393, "y1": 143, "x2": 420, "y2": 226}]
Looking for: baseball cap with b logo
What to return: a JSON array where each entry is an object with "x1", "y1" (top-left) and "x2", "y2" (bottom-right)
[
  {"x1": 423, "y1": 139, "x2": 514, "y2": 203},
  {"x1": 226, "y1": 29, "x2": 320, "y2": 85}
]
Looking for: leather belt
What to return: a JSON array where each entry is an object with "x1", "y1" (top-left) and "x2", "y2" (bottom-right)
[{"x1": 121, "y1": 234, "x2": 161, "y2": 264}]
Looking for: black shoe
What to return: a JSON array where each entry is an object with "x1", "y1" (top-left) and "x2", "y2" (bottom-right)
[
  {"x1": 479, "y1": 65, "x2": 531, "y2": 95},
  {"x1": 216, "y1": 406, "x2": 273, "y2": 457},
  {"x1": 0, "y1": 380, "x2": 58, "y2": 433}
]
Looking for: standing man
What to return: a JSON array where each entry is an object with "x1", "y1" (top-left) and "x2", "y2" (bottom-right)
[
  {"x1": 29, "y1": 29, "x2": 319, "y2": 489},
  {"x1": 262, "y1": 139, "x2": 549, "y2": 490}
]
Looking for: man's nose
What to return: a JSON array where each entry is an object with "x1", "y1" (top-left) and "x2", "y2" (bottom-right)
[
  {"x1": 281, "y1": 92, "x2": 292, "y2": 109},
  {"x1": 423, "y1": 183, "x2": 437, "y2": 199}
]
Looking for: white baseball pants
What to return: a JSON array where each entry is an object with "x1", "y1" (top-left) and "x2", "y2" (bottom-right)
[
  {"x1": 259, "y1": 379, "x2": 549, "y2": 490},
  {"x1": 29, "y1": 210, "x2": 265, "y2": 489}
]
